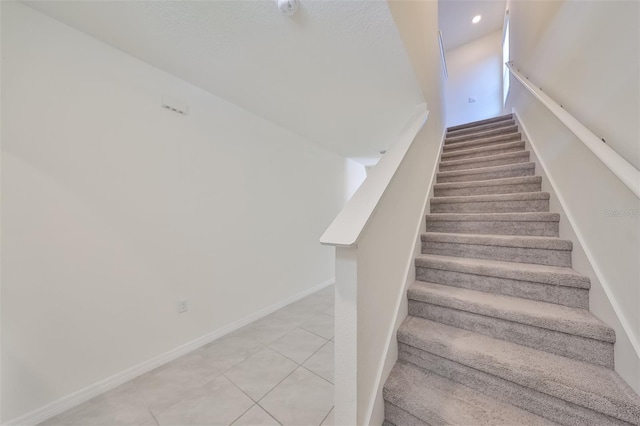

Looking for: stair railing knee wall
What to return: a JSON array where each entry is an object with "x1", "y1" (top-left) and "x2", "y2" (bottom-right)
[
  {"x1": 507, "y1": 72, "x2": 640, "y2": 394},
  {"x1": 320, "y1": 104, "x2": 446, "y2": 425},
  {"x1": 506, "y1": 62, "x2": 640, "y2": 199}
]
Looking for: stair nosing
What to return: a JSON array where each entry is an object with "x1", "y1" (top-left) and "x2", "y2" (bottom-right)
[
  {"x1": 440, "y1": 150, "x2": 530, "y2": 167},
  {"x1": 433, "y1": 175, "x2": 542, "y2": 190},
  {"x1": 447, "y1": 119, "x2": 516, "y2": 137},
  {"x1": 445, "y1": 125, "x2": 519, "y2": 143},
  {"x1": 430, "y1": 192, "x2": 550, "y2": 204},
  {"x1": 407, "y1": 281, "x2": 614, "y2": 342},
  {"x1": 421, "y1": 232, "x2": 573, "y2": 250},
  {"x1": 447, "y1": 114, "x2": 513, "y2": 132},
  {"x1": 441, "y1": 141, "x2": 526, "y2": 160},
  {"x1": 397, "y1": 317, "x2": 640, "y2": 424},
  {"x1": 443, "y1": 133, "x2": 522, "y2": 151},
  {"x1": 383, "y1": 362, "x2": 554, "y2": 426},
  {"x1": 426, "y1": 212, "x2": 559, "y2": 222},
  {"x1": 414, "y1": 253, "x2": 590, "y2": 289},
  {"x1": 437, "y1": 162, "x2": 535, "y2": 178}
]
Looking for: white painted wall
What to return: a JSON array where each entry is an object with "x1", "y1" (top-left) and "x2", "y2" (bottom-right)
[
  {"x1": 0, "y1": 2, "x2": 365, "y2": 423},
  {"x1": 24, "y1": 0, "x2": 425, "y2": 162},
  {"x1": 507, "y1": 0, "x2": 639, "y2": 170},
  {"x1": 506, "y1": 0, "x2": 640, "y2": 393},
  {"x1": 445, "y1": 30, "x2": 503, "y2": 127}
]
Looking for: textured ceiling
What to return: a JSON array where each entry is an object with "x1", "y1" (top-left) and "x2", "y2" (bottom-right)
[
  {"x1": 439, "y1": 0, "x2": 506, "y2": 51},
  {"x1": 24, "y1": 0, "x2": 424, "y2": 163}
]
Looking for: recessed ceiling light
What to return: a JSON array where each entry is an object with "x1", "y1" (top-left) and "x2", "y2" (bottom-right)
[{"x1": 472, "y1": 15, "x2": 482, "y2": 24}]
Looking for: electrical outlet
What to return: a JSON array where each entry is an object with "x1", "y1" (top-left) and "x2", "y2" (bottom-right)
[{"x1": 178, "y1": 298, "x2": 189, "y2": 314}]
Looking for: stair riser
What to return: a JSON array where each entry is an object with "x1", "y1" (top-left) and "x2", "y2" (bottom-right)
[
  {"x1": 430, "y1": 199, "x2": 549, "y2": 213},
  {"x1": 415, "y1": 266, "x2": 589, "y2": 309},
  {"x1": 445, "y1": 125, "x2": 519, "y2": 144},
  {"x1": 408, "y1": 301, "x2": 614, "y2": 368},
  {"x1": 421, "y1": 241, "x2": 572, "y2": 267},
  {"x1": 437, "y1": 167, "x2": 535, "y2": 184},
  {"x1": 441, "y1": 144, "x2": 525, "y2": 162},
  {"x1": 398, "y1": 344, "x2": 628, "y2": 426},
  {"x1": 383, "y1": 403, "x2": 428, "y2": 426},
  {"x1": 425, "y1": 220, "x2": 558, "y2": 236},
  {"x1": 434, "y1": 182, "x2": 542, "y2": 197},
  {"x1": 443, "y1": 134, "x2": 521, "y2": 152},
  {"x1": 439, "y1": 153, "x2": 530, "y2": 172},
  {"x1": 448, "y1": 114, "x2": 513, "y2": 132},
  {"x1": 447, "y1": 120, "x2": 516, "y2": 138}
]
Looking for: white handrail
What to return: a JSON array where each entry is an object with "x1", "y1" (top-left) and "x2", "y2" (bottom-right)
[
  {"x1": 507, "y1": 62, "x2": 640, "y2": 199},
  {"x1": 320, "y1": 105, "x2": 429, "y2": 247}
]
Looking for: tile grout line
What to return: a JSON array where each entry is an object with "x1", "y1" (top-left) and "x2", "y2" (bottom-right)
[
  {"x1": 318, "y1": 406, "x2": 334, "y2": 426},
  {"x1": 255, "y1": 401, "x2": 285, "y2": 426}
]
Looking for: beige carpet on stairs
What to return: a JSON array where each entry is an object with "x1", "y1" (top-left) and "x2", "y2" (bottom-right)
[{"x1": 382, "y1": 113, "x2": 640, "y2": 426}]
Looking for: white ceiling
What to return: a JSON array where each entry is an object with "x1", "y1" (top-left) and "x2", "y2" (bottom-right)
[
  {"x1": 439, "y1": 0, "x2": 506, "y2": 51},
  {"x1": 24, "y1": 0, "x2": 424, "y2": 164}
]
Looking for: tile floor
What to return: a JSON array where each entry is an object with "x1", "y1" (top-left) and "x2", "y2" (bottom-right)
[{"x1": 40, "y1": 286, "x2": 335, "y2": 426}]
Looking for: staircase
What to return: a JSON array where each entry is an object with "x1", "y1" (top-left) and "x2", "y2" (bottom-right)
[{"x1": 382, "y1": 114, "x2": 640, "y2": 425}]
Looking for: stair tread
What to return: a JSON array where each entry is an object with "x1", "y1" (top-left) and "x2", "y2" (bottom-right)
[
  {"x1": 445, "y1": 125, "x2": 519, "y2": 144},
  {"x1": 443, "y1": 133, "x2": 521, "y2": 151},
  {"x1": 440, "y1": 150, "x2": 529, "y2": 167},
  {"x1": 431, "y1": 192, "x2": 550, "y2": 204},
  {"x1": 427, "y1": 212, "x2": 558, "y2": 222},
  {"x1": 447, "y1": 119, "x2": 516, "y2": 137},
  {"x1": 384, "y1": 362, "x2": 555, "y2": 426},
  {"x1": 398, "y1": 317, "x2": 640, "y2": 423},
  {"x1": 434, "y1": 175, "x2": 541, "y2": 190},
  {"x1": 441, "y1": 140, "x2": 525, "y2": 159},
  {"x1": 415, "y1": 253, "x2": 590, "y2": 288},
  {"x1": 408, "y1": 281, "x2": 614, "y2": 342},
  {"x1": 447, "y1": 113, "x2": 513, "y2": 132},
  {"x1": 437, "y1": 162, "x2": 534, "y2": 178},
  {"x1": 421, "y1": 232, "x2": 572, "y2": 250}
]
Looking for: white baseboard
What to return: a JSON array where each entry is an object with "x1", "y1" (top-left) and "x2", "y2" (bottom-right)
[{"x1": 5, "y1": 279, "x2": 334, "y2": 426}]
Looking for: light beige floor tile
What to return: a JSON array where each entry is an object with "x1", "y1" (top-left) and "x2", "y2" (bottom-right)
[
  {"x1": 260, "y1": 368, "x2": 334, "y2": 426},
  {"x1": 269, "y1": 328, "x2": 327, "y2": 364},
  {"x1": 155, "y1": 376, "x2": 253, "y2": 426},
  {"x1": 232, "y1": 317, "x2": 296, "y2": 345},
  {"x1": 40, "y1": 286, "x2": 333, "y2": 426},
  {"x1": 134, "y1": 352, "x2": 223, "y2": 415},
  {"x1": 231, "y1": 404, "x2": 280, "y2": 426},
  {"x1": 225, "y1": 348, "x2": 297, "y2": 401},
  {"x1": 266, "y1": 307, "x2": 318, "y2": 327},
  {"x1": 303, "y1": 341, "x2": 334, "y2": 384},
  {"x1": 40, "y1": 382, "x2": 153, "y2": 425},
  {"x1": 301, "y1": 314, "x2": 334, "y2": 340},
  {"x1": 197, "y1": 333, "x2": 265, "y2": 372},
  {"x1": 321, "y1": 407, "x2": 334, "y2": 426},
  {"x1": 140, "y1": 416, "x2": 159, "y2": 425},
  {"x1": 292, "y1": 295, "x2": 332, "y2": 314}
]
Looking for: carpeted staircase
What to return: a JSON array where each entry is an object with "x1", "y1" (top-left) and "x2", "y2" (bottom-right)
[{"x1": 383, "y1": 114, "x2": 640, "y2": 425}]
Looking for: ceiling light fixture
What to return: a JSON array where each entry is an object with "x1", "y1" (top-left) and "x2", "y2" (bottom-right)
[
  {"x1": 277, "y1": 0, "x2": 299, "y2": 16},
  {"x1": 472, "y1": 15, "x2": 482, "y2": 24}
]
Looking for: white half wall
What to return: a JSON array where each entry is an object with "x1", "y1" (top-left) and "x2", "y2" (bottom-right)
[
  {"x1": 0, "y1": 2, "x2": 364, "y2": 422},
  {"x1": 445, "y1": 30, "x2": 503, "y2": 127}
]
